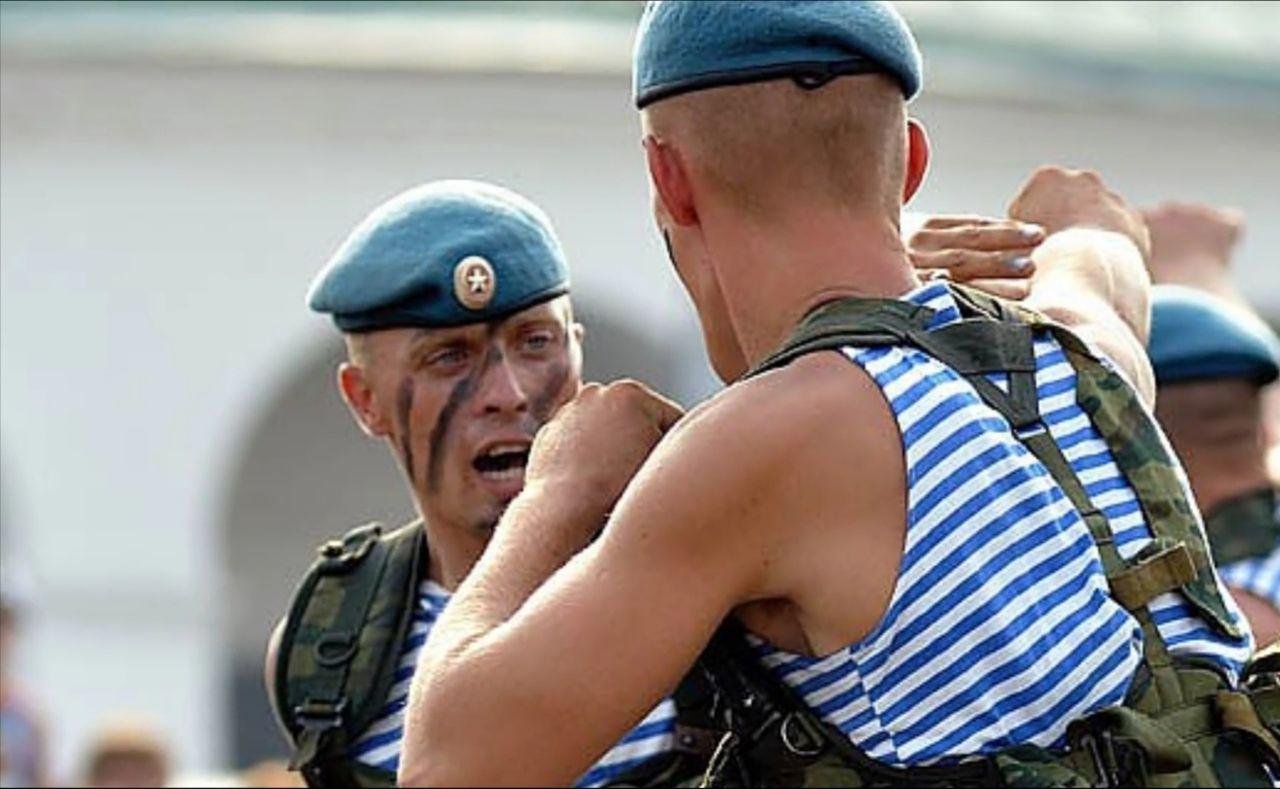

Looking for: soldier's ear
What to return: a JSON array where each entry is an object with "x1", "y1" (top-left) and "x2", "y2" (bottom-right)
[
  {"x1": 903, "y1": 118, "x2": 931, "y2": 205},
  {"x1": 338, "y1": 362, "x2": 391, "y2": 438},
  {"x1": 644, "y1": 135, "x2": 699, "y2": 227}
]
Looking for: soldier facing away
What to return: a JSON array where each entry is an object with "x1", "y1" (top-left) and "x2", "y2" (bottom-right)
[
  {"x1": 263, "y1": 180, "x2": 711, "y2": 787},
  {"x1": 400, "y1": 2, "x2": 1277, "y2": 787}
]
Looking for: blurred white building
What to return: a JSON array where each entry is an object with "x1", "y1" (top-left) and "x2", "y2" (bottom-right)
[{"x1": 1, "y1": 0, "x2": 1278, "y2": 778}]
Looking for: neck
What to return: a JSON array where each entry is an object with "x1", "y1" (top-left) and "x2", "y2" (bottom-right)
[
  {"x1": 412, "y1": 497, "x2": 491, "y2": 591},
  {"x1": 714, "y1": 206, "x2": 919, "y2": 370}
]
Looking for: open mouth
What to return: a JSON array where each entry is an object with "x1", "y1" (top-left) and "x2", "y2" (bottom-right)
[{"x1": 472, "y1": 442, "x2": 530, "y2": 482}]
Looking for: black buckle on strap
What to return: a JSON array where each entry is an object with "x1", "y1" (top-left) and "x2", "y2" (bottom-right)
[
  {"x1": 294, "y1": 698, "x2": 346, "y2": 733},
  {"x1": 289, "y1": 699, "x2": 347, "y2": 772},
  {"x1": 1078, "y1": 730, "x2": 1145, "y2": 788}
]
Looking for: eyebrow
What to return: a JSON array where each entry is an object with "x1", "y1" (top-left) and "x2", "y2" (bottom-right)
[{"x1": 407, "y1": 328, "x2": 468, "y2": 352}]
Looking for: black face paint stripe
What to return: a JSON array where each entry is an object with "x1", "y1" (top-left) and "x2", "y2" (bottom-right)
[
  {"x1": 395, "y1": 375, "x2": 417, "y2": 484},
  {"x1": 425, "y1": 341, "x2": 503, "y2": 491},
  {"x1": 530, "y1": 356, "x2": 570, "y2": 425}
]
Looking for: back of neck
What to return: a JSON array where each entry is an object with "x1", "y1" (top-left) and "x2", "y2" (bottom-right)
[{"x1": 717, "y1": 207, "x2": 919, "y2": 368}]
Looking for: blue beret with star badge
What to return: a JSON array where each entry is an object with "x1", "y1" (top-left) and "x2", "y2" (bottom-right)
[
  {"x1": 308, "y1": 180, "x2": 570, "y2": 332},
  {"x1": 632, "y1": 0, "x2": 923, "y2": 109},
  {"x1": 1148, "y1": 284, "x2": 1280, "y2": 386}
]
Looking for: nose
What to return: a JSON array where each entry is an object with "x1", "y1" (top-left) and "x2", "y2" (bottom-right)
[{"x1": 474, "y1": 349, "x2": 529, "y2": 416}]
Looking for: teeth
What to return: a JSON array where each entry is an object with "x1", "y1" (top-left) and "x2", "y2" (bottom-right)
[
  {"x1": 480, "y1": 465, "x2": 525, "y2": 481},
  {"x1": 484, "y1": 443, "x2": 528, "y2": 457}
]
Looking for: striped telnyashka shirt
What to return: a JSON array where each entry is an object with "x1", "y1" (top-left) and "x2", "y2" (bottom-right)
[
  {"x1": 1221, "y1": 548, "x2": 1280, "y2": 609},
  {"x1": 349, "y1": 579, "x2": 678, "y2": 787},
  {"x1": 750, "y1": 280, "x2": 1254, "y2": 767}
]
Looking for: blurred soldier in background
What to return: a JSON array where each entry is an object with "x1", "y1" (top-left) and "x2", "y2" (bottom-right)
[
  {"x1": 81, "y1": 718, "x2": 169, "y2": 789},
  {"x1": 1141, "y1": 204, "x2": 1280, "y2": 644},
  {"x1": 1143, "y1": 202, "x2": 1280, "y2": 476},
  {"x1": 401, "y1": 2, "x2": 1275, "y2": 787},
  {"x1": 265, "y1": 181, "x2": 711, "y2": 788},
  {"x1": 0, "y1": 585, "x2": 48, "y2": 788}
]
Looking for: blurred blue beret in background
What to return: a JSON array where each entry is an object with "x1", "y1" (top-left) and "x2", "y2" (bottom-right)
[
  {"x1": 1149, "y1": 284, "x2": 1280, "y2": 386},
  {"x1": 632, "y1": 0, "x2": 922, "y2": 108},
  {"x1": 308, "y1": 180, "x2": 570, "y2": 332}
]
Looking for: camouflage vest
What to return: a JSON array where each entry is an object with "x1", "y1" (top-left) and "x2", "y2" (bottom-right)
[
  {"x1": 693, "y1": 284, "x2": 1280, "y2": 788},
  {"x1": 1205, "y1": 488, "x2": 1280, "y2": 569},
  {"x1": 273, "y1": 521, "x2": 720, "y2": 788}
]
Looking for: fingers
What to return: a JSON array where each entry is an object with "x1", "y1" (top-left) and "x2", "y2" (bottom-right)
[
  {"x1": 917, "y1": 214, "x2": 1005, "y2": 230},
  {"x1": 909, "y1": 248, "x2": 1037, "y2": 281},
  {"x1": 649, "y1": 395, "x2": 685, "y2": 432},
  {"x1": 910, "y1": 221, "x2": 1045, "y2": 252},
  {"x1": 606, "y1": 379, "x2": 685, "y2": 431}
]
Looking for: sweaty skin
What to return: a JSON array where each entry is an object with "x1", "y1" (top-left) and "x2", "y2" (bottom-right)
[{"x1": 399, "y1": 167, "x2": 1159, "y2": 784}]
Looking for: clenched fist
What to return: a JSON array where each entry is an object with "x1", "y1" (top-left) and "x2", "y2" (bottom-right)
[
  {"x1": 524, "y1": 379, "x2": 684, "y2": 531},
  {"x1": 1142, "y1": 201, "x2": 1244, "y2": 300},
  {"x1": 1008, "y1": 166, "x2": 1150, "y2": 260}
]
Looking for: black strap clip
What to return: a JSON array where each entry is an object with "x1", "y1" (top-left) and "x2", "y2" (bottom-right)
[
  {"x1": 1077, "y1": 730, "x2": 1145, "y2": 789},
  {"x1": 289, "y1": 699, "x2": 347, "y2": 772},
  {"x1": 294, "y1": 698, "x2": 346, "y2": 733}
]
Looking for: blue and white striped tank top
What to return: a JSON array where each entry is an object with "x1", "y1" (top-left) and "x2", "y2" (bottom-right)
[
  {"x1": 350, "y1": 579, "x2": 679, "y2": 786},
  {"x1": 1222, "y1": 548, "x2": 1280, "y2": 609},
  {"x1": 750, "y1": 281, "x2": 1254, "y2": 767}
]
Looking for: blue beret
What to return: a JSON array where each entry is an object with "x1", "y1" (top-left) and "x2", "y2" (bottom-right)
[
  {"x1": 1149, "y1": 285, "x2": 1280, "y2": 386},
  {"x1": 308, "y1": 180, "x2": 570, "y2": 332},
  {"x1": 632, "y1": 0, "x2": 922, "y2": 108}
]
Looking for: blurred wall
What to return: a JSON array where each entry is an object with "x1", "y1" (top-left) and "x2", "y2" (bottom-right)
[{"x1": 2, "y1": 55, "x2": 1278, "y2": 776}]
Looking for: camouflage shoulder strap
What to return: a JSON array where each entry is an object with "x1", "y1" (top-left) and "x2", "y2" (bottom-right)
[
  {"x1": 275, "y1": 520, "x2": 425, "y2": 788},
  {"x1": 694, "y1": 284, "x2": 1279, "y2": 787}
]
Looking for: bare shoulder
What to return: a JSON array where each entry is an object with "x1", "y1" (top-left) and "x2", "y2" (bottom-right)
[
  {"x1": 608, "y1": 350, "x2": 902, "y2": 601},
  {"x1": 677, "y1": 348, "x2": 894, "y2": 447}
]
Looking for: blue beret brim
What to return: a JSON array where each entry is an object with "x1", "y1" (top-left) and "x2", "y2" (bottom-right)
[
  {"x1": 636, "y1": 56, "x2": 885, "y2": 109},
  {"x1": 333, "y1": 282, "x2": 570, "y2": 333}
]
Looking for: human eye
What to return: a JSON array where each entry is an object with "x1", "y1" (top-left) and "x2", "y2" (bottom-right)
[
  {"x1": 424, "y1": 345, "x2": 469, "y2": 371},
  {"x1": 521, "y1": 327, "x2": 558, "y2": 353}
]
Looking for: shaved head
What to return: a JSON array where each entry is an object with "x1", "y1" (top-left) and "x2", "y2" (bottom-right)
[{"x1": 642, "y1": 74, "x2": 908, "y2": 220}]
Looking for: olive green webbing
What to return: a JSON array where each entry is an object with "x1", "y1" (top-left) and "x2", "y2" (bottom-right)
[
  {"x1": 752, "y1": 288, "x2": 1186, "y2": 685},
  {"x1": 732, "y1": 285, "x2": 1279, "y2": 786},
  {"x1": 289, "y1": 533, "x2": 394, "y2": 786},
  {"x1": 275, "y1": 523, "x2": 434, "y2": 787}
]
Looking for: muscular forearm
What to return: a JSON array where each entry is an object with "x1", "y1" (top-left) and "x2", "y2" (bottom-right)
[
  {"x1": 1026, "y1": 228, "x2": 1151, "y2": 343},
  {"x1": 400, "y1": 484, "x2": 598, "y2": 786},
  {"x1": 1023, "y1": 228, "x2": 1156, "y2": 406}
]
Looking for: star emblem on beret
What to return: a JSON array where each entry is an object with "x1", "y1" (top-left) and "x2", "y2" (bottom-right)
[{"x1": 453, "y1": 255, "x2": 496, "y2": 310}]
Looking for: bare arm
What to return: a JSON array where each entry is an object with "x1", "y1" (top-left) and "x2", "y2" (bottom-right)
[
  {"x1": 399, "y1": 366, "x2": 886, "y2": 786},
  {"x1": 1023, "y1": 228, "x2": 1155, "y2": 406},
  {"x1": 1005, "y1": 166, "x2": 1156, "y2": 406},
  {"x1": 399, "y1": 383, "x2": 761, "y2": 786}
]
